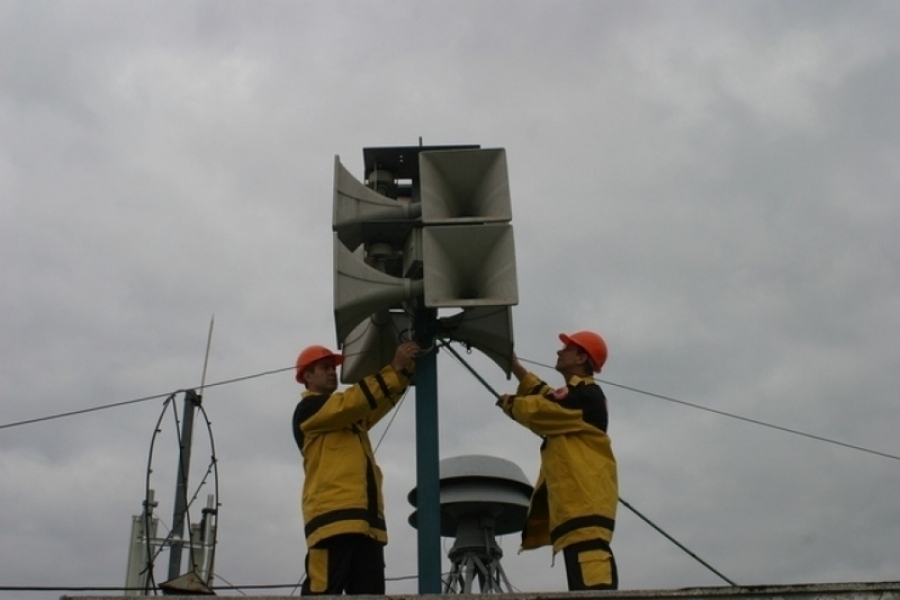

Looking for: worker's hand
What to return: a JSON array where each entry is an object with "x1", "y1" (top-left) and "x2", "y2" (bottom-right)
[
  {"x1": 510, "y1": 352, "x2": 527, "y2": 382},
  {"x1": 391, "y1": 340, "x2": 420, "y2": 373},
  {"x1": 496, "y1": 394, "x2": 514, "y2": 415}
]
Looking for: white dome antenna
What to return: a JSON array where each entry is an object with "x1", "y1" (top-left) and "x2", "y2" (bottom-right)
[{"x1": 409, "y1": 454, "x2": 533, "y2": 593}]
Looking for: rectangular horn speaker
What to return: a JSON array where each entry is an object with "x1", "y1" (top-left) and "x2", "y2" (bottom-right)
[
  {"x1": 419, "y1": 148, "x2": 511, "y2": 224},
  {"x1": 422, "y1": 223, "x2": 518, "y2": 308}
]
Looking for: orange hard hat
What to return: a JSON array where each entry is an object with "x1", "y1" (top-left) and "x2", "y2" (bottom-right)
[
  {"x1": 295, "y1": 345, "x2": 344, "y2": 383},
  {"x1": 559, "y1": 331, "x2": 607, "y2": 372}
]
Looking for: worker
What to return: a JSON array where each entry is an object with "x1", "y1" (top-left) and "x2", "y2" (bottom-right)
[
  {"x1": 495, "y1": 330, "x2": 618, "y2": 590},
  {"x1": 292, "y1": 340, "x2": 420, "y2": 595}
]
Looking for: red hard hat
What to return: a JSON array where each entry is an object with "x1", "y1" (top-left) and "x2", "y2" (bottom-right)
[
  {"x1": 295, "y1": 345, "x2": 344, "y2": 383},
  {"x1": 559, "y1": 331, "x2": 607, "y2": 372}
]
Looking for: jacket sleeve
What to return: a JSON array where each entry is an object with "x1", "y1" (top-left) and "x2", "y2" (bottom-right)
[
  {"x1": 361, "y1": 365, "x2": 414, "y2": 429},
  {"x1": 498, "y1": 372, "x2": 593, "y2": 437},
  {"x1": 300, "y1": 365, "x2": 412, "y2": 434}
]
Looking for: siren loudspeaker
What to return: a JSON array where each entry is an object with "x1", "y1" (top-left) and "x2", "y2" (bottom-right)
[
  {"x1": 340, "y1": 311, "x2": 412, "y2": 384},
  {"x1": 419, "y1": 149, "x2": 512, "y2": 224},
  {"x1": 439, "y1": 306, "x2": 514, "y2": 378},
  {"x1": 332, "y1": 156, "x2": 421, "y2": 251},
  {"x1": 333, "y1": 236, "x2": 424, "y2": 343},
  {"x1": 422, "y1": 223, "x2": 518, "y2": 308}
]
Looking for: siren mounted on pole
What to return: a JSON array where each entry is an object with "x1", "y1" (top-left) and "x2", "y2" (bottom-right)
[
  {"x1": 328, "y1": 145, "x2": 521, "y2": 593},
  {"x1": 331, "y1": 145, "x2": 519, "y2": 377}
]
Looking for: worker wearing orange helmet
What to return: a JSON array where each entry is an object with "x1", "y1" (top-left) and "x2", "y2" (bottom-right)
[
  {"x1": 496, "y1": 330, "x2": 618, "y2": 590},
  {"x1": 292, "y1": 340, "x2": 420, "y2": 595}
]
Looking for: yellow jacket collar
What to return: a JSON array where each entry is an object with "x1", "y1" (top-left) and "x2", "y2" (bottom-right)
[{"x1": 566, "y1": 374, "x2": 595, "y2": 387}]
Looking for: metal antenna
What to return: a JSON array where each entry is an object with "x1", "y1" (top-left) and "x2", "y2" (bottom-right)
[
  {"x1": 200, "y1": 315, "x2": 215, "y2": 395},
  {"x1": 165, "y1": 316, "x2": 216, "y2": 585}
]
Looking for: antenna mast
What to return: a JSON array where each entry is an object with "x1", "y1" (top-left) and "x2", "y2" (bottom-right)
[{"x1": 166, "y1": 316, "x2": 215, "y2": 582}]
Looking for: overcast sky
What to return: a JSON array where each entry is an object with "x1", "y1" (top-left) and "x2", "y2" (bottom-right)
[{"x1": 2, "y1": 1, "x2": 899, "y2": 597}]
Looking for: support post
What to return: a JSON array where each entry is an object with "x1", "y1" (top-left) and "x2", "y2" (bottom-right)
[
  {"x1": 167, "y1": 389, "x2": 200, "y2": 581},
  {"x1": 414, "y1": 309, "x2": 442, "y2": 593}
]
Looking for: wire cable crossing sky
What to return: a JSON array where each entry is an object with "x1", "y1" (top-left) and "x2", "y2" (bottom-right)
[{"x1": 1, "y1": 357, "x2": 895, "y2": 462}]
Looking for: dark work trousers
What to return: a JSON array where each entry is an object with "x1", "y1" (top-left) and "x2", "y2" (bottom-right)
[
  {"x1": 563, "y1": 539, "x2": 619, "y2": 591},
  {"x1": 301, "y1": 533, "x2": 386, "y2": 595}
]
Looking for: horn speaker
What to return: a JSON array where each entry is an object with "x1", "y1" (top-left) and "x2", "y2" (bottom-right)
[
  {"x1": 419, "y1": 149, "x2": 512, "y2": 224},
  {"x1": 333, "y1": 236, "x2": 424, "y2": 343},
  {"x1": 340, "y1": 310, "x2": 413, "y2": 384},
  {"x1": 422, "y1": 223, "x2": 518, "y2": 308},
  {"x1": 439, "y1": 306, "x2": 514, "y2": 378},
  {"x1": 333, "y1": 156, "x2": 421, "y2": 251}
]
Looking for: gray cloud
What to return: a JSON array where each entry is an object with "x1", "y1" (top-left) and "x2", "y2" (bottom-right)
[{"x1": 1, "y1": 1, "x2": 899, "y2": 597}]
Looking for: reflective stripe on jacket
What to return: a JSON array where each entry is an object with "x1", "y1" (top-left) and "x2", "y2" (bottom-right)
[
  {"x1": 292, "y1": 365, "x2": 412, "y2": 548},
  {"x1": 499, "y1": 372, "x2": 618, "y2": 553}
]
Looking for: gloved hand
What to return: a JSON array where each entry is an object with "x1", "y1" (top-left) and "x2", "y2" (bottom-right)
[
  {"x1": 391, "y1": 340, "x2": 420, "y2": 373},
  {"x1": 496, "y1": 394, "x2": 515, "y2": 415}
]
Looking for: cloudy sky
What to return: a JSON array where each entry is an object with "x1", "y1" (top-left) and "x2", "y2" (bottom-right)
[{"x1": 2, "y1": 0, "x2": 899, "y2": 597}]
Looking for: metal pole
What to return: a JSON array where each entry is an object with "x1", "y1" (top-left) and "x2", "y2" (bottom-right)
[
  {"x1": 414, "y1": 309, "x2": 442, "y2": 593},
  {"x1": 167, "y1": 389, "x2": 200, "y2": 581},
  {"x1": 124, "y1": 489, "x2": 158, "y2": 595}
]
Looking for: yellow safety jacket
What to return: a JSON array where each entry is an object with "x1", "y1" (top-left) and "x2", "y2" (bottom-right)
[
  {"x1": 292, "y1": 364, "x2": 413, "y2": 548},
  {"x1": 498, "y1": 372, "x2": 618, "y2": 554}
]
